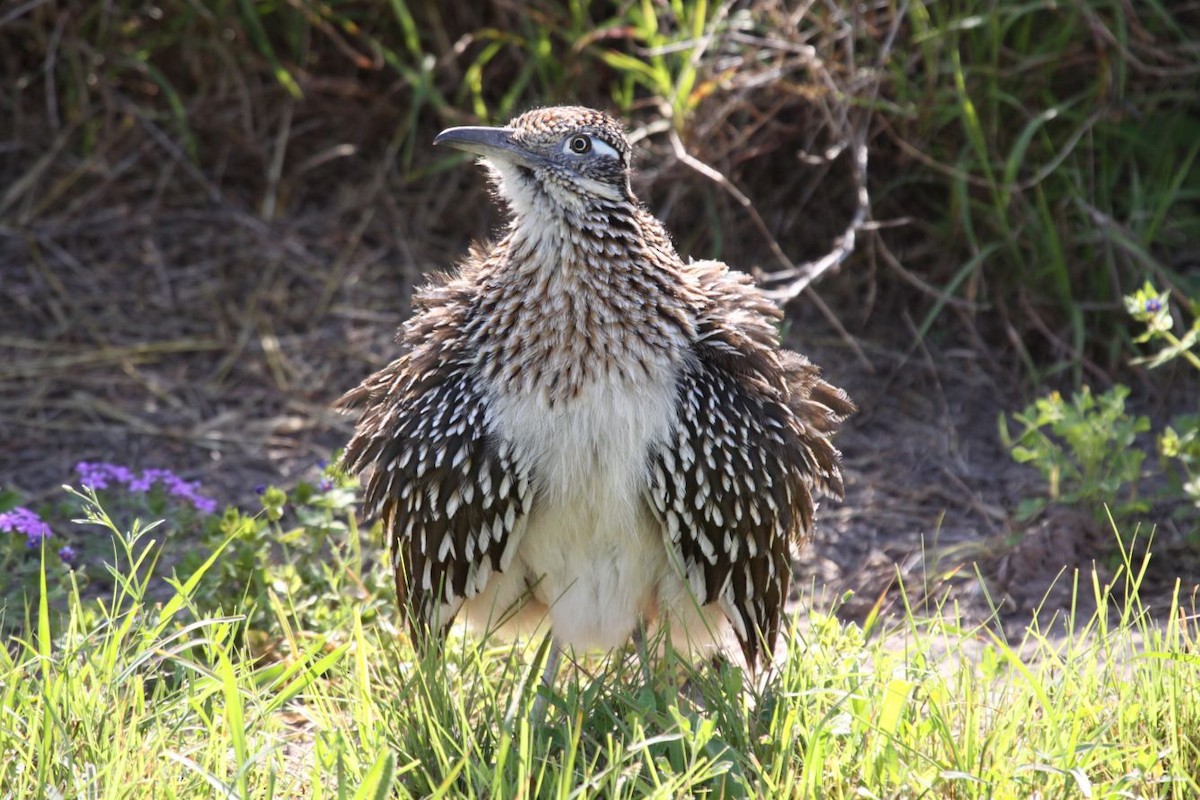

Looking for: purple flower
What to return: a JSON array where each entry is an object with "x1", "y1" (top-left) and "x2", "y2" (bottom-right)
[
  {"x1": 75, "y1": 461, "x2": 113, "y2": 489},
  {"x1": 58, "y1": 545, "x2": 77, "y2": 563},
  {"x1": 74, "y1": 461, "x2": 219, "y2": 515},
  {"x1": 0, "y1": 507, "x2": 53, "y2": 548},
  {"x1": 318, "y1": 478, "x2": 333, "y2": 492},
  {"x1": 190, "y1": 495, "x2": 219, "y2": 515},
  {"x1": 1145, "y1": 298, "x2": 1163, "y2": 313},
  {"x1": 128, "y1": 468, "x2": 170, "y2": 493},
  {"x1": 75, "y1": 461, "x2": 135, "y2": 490},
  {"x1": 255, "y1": 484, "x2": 267, "y2": 495}
]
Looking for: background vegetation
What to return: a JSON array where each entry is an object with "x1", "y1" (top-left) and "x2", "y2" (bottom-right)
[
  {"x1": 5, "y1": 0, "x2": 1198, "y2": 366},
  {"x1": 2, "y1": 0, "x2": 1199, "y2": 796}
]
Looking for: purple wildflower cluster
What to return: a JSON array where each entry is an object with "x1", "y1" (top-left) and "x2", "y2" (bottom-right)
[
  {"x1": 75, "y1": 461, "x2": 219, "y2": 515},
  {"x1": 0, "y1": 507, "x2": 53, "y2": 548}
]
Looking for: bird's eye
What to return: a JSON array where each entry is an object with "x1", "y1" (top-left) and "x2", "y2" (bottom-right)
[{"x1": 566, "y1": 135, "x2": 592, "y2": 155}]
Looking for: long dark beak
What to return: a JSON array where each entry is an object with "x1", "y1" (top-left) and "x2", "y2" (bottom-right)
[{"x1": 433, "y1": 126, "x2": 538, "y2": 168}]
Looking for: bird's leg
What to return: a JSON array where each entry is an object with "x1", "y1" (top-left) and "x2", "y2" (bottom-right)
[
  {"x1": 530, "y1": 635, "x2": 562, "y2": 725},
  {"x1": 632, "y1": 620, "x2": 654, "y2": 687}
]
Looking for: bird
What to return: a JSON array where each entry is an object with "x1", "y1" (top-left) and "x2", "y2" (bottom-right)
[{"x1": 337, "y1": 106, "x2": 854, "y2": 675}]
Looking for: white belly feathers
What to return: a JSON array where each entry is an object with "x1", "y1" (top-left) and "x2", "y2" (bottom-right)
[{"x1": 460, "y1": 368, "x2": 683, "y2": 649}]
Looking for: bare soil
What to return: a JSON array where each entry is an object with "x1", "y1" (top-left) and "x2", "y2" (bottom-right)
[{"x1": 799, "y1": 325, "x2": 1200, "y2": 639}]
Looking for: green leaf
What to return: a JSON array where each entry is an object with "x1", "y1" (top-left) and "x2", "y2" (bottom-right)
[
  {"x1": 600, "y1": 50, "x2": 664, "y2": 88},
  {"x1": 353, "y1": 752, "x2": 396, "y2": 800},
  {"x1": 1016, "y1": 498, "x2": 1046, "y2": 521},
  {"x1": 1003, "y1": 106, "x2": 1062, "y2": 187},
  {"x1": 236, "y1": 0, "x2": 303, "y2": 98}
]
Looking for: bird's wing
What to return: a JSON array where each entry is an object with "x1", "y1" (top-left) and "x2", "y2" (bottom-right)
[
  {"x1": 338, "y1": 283, "x2": 533, "y2": 645},
  {"x1": 646, "y1": 260, "x2": 853, "y2": 666}
]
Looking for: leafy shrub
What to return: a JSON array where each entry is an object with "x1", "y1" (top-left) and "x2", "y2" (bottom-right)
[{"x1": 1000, "y1": 385, "x2": 1150, "y2": 523}]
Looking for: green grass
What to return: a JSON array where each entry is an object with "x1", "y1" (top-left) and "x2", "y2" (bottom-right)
[
  {"x1": 3, "y1": 495, "x2": 1198, "y2": 798},
  {"x1": 885, "y1": 0, "x2": 1200, "y2": 378}
]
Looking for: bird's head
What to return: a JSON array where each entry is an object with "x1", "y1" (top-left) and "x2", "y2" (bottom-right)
[{"x1": 434, "y1": 106, "x2": 634, "y2": 215}]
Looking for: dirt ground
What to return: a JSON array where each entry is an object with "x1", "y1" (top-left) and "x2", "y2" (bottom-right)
[{"x1": 4, "y1": 180, "x2": 1197, "y2": 643}]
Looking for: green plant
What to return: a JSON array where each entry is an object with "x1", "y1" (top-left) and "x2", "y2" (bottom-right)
[
  {"x1": 178, "y1": 459, "x2": 388, "y2": 639},
  {"x1": 1, "y1": 463, "x2": 223, "y2": 634},
  {"x1": 0, "y1": 501, "x2": 73, "y2": 632},
  {"x1": 4, "y1": 477, "x2": 1200, "y2": 795},
  {"x1": 1126, "y1": 281, "x2": 1200, "y2": 374},
  {"x1": 1126, "y1": 280, "x2": 1200, "y2": 513},
  {"x1": 0, "y1": 457, "x2": 385, "y2": 652},
  {"x1": 1001, "y1": 281, "x2": 1200, "y2": 534},
  {"x1": 596, "y1": 0, "x2": 720, "y2": 128},
  {"x1": 1160, "y1": 417, "x2": 1200, "y2": 511},
  {"x1": 1000, "y1": 385, "x2": 1150, "y2": 523},
  {"x1": 0, "y1": 486, "x2": 381, "y2": 797}
]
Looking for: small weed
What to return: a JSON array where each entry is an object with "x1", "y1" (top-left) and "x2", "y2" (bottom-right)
[
  {"x1": 179, "y1": 458, "x2": 381, "y2": 636},
  {"x1": 1000, "y1": 385, "x2": 1150, "y2": 524},
  {"x1": 1159, "y1": 417, "x2": 1200, "y2": 514},
  {"x1": 1127, "y1": 280, "x2": 1200, "y2": 515},
  {"x1": 1002, "y1": 281, "x2": 1200, "y2": 539},
  {"x1": 1126, "y1": 281, "x2": 1200, "y2": 374}
]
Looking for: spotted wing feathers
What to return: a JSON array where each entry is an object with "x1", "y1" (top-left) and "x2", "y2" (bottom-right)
[
  {"x1": 647, "y1": 260, "x2": 854, "y2": 666},
  {"x1": 338, "y1": 280, "x2": 532, "y2": 644}
]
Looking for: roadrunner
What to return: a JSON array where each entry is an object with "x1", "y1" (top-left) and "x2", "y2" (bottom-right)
[{"x1": 339, "y1": 106, "x2": 853, "y2": 671}]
